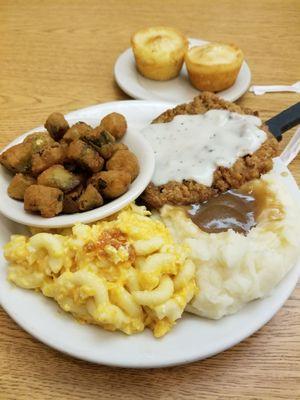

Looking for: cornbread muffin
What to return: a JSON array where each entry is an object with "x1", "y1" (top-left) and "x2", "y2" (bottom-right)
[
  {"x1": 185, "y1": 43, "x2": 244, "y2": 92},
  {"x1": 131, "y1": 26, "x2": 188, "y2": 80}
]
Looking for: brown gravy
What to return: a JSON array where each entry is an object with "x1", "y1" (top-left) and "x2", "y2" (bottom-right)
[
  {"x1": 187, "y1": 190, "x2": 256, "y2": 234},
  {"x1": 186, "y1": 179, "x2": 283, "y2": 234}
]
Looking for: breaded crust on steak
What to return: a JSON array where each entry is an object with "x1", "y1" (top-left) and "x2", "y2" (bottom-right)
[{"x1": 141, "y1": 92, "x2": 279, "y2": 209}]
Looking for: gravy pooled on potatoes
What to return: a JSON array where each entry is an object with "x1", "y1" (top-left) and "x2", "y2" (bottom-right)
[
  {"x1": 187, "y1": 190, "x2": 256, "y2": 234},
  {"x1": 187, "y1": 179, "x2": 283, "y2": 235}
]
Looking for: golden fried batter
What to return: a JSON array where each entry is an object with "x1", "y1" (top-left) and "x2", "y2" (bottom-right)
[
  {"x1": 24, "y1": 185, "x2": 63, "y2": 218},
  {"x1": 45, "y1": 112, "x2": 70, "y2": 141},
  {"x1": 106, "y1": 149, "x2": 139, "y2": 182},
  {"x1": 7, "y1": 173, "x2": 36, "y2": 200},
  {"x1": 141, "y1": 92, "x2": 279, "y2": 208},
  {"x1": 98, "y1": 143, "x2": 128, "y2": 160},
  {"x1": 83, "y1": 127, "x2": 115, "y2": 149},
  {"x1": 37, "y1": 164, "x2": 81, "y2": 192},
  {"x1": 78, "y1": 184, "x2": 104, "y2": 211},
  {"x1": 100, "y1": 112, "x2": 127, "y2": 140},
  {"x1": 31, "y1": 143, "x2": 65, "y2": 176},
  {"x1": 0, "y1": 142, "x2": 32, "y2": 173},
  {"x1": 63, "y1": 184, "x2": 83, "y2": 214},
  {"x1": 67, "y1": 140, "x2": 104, "y2": 173},
  {"x1": 24, "y1": 131, "x2": 56, "y2": 152},
  {"x1": 88, "y1": 170, "x2": 131, "y2": 199},
  {"x1": 62, "y1": 122, "x2": 93, "y2": 143}
]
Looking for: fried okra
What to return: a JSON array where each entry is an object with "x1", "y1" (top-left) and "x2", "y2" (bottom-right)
[
  {"x1": 45, "y1": 112, "x2": 70, "y2": 141},
  {"x1": 31, "y1": 143, "x2": 65, "y2": 176},
  {"x1": 78, "y1": 184, "x2": 103, "y2": 211},
  {"x1": 24, "y1": 185, "x2": 63, "y2": 218},
  {"x1": 100, "y1": 112, "x2": 127, "y2": 140},
  {"x1": 24, "y1": 131, "x2": 55, "y2": 153},
  {"x1": 62, "y1": 122, "x2": 93, "y2": 143},
  {"x1": 83, "y1": 127, "x2": 115, "y2": 149},
  {"x1": 89, "y1": 170, "x2": 131, "y2": 199},
  {"x1": 67, "y1": 140, "x2": 104, "y2": 173},
  {"x1": 106, "y1": 149, "x2": 139, "y2": 182},
  {"x1": 63, "y1": 184, "x2": 83, "y2": 214},
  {"x1": 98, "y1": 142, "x2": 128, "y2": 160},
  {"x1": 0, "y1": 142, "x2": 32, "y2": 173},
  {"x1": 2, "y1": 110, "x2": 139, "y2": 218},
  {"x1": 7, "y1": 173, "x2": 36, "y2": 200},
  {"x1": 37, "y1": 164, "x2": 81, "y2": 192}
]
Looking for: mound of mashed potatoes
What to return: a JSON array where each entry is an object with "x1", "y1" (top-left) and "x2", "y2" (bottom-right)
[{"x1": 160, "y1": 172, "x2": 300, "y2": 319}]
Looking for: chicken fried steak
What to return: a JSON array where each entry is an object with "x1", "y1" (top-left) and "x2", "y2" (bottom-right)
[{"x1": 141, "y1": 92, "x2": 278, "y2": 209}]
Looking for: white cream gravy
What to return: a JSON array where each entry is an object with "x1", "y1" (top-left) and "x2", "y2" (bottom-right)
[{"x1": 141, "y1": 110, "x2": 267, "y2": 186}]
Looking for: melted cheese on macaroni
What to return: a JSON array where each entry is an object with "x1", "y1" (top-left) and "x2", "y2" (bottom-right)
[{"x1": 4, "y1": 204, "x2": 196, "y2": 337}]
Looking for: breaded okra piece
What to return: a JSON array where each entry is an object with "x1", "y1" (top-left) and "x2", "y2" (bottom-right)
[
  {"x1": 31, "y1": 143, "x2": 66, "y2": 176},
  {"x1": 37, "y1": 164, "x2": 81, "y2": 192},
  {"x1": 66, "y1": 140, "x2": 104, "y2": 173},
  {"x1": 7, "y1": 173, "x2": 36, "y2": 200},
  {"x1": 100, "y1": 112, "x2": 127, "y2": 140},
  {"x1": 78, "y1": 184, "x2": 103, "y2": 211},
  {"x1": 62, "y1": 122, "x2": 93, "y2": 143},
  {"x1": 45, "y1": 112, "x2": 70, "y2": 141},
  {"x1": 106, "y1": 149, "x2": 139, "y2": 182},
  {"x1": 24, "y1": 185, "x2": 63, "y2": 218},
  {"x1": 62, "y1": 184, "x2": 83, "y2": 214},
  {"x1": 83, "y1": 128, "x2": 115, "y2": 149},
  {"x1": 88, "y1": 170, "x2": 131, "y2": 199},
  {"x1": 0, "y1": 142, "x2": 32, "y2": 174},
  {"x1": 24, "y1": 131, "x2": 56, "y2": 153}
]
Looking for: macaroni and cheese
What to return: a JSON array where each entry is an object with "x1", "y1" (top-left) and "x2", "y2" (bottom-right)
[{"x1": 4, "y1": 204, "x2": 196, "y2": 337}]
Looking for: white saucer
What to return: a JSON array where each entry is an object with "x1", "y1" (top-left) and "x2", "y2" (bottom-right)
[{"x1": 114, "y1": 38, "x2": 252, "y2": 103}]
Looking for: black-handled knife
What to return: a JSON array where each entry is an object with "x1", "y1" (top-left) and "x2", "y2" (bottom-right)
[{"x1": 265, "y1": 102, "x2": 300, "y2": 141}]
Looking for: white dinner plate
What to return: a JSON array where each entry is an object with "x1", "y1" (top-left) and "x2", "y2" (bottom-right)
[
  {"x1": 114, "y1": 38, "x2": 252, "y2": 103},
  {"x1": 0, "y1": 101, "x2": 299, "y2": 369}
]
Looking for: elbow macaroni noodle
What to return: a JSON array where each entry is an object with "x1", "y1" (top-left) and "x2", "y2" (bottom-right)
[{"x1": 4, "y1": 204, "x2": 197, "y2": 337}]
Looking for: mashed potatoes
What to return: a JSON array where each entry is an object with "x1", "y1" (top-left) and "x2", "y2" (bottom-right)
[
  {"x1": 160, "y1": 172, "x2": 300, "y2": 319},
  {"x1": 4, "y1": 204, "x2": 196, "y2": 337}
]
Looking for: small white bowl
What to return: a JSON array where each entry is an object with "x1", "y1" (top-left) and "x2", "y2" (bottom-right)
[{"x1": 0, "y1": 111, "x2": 155, "y2": 228}]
